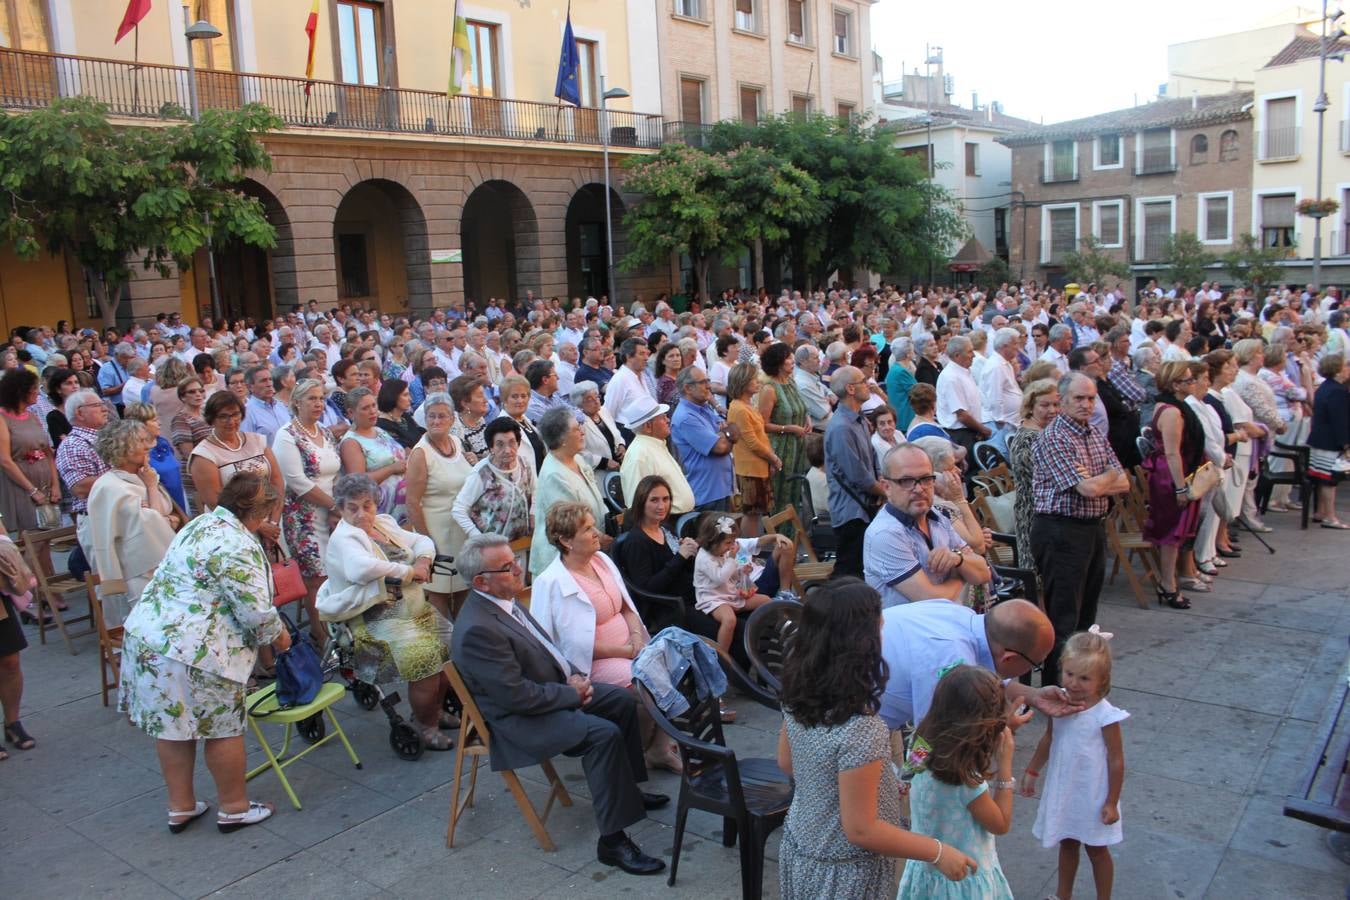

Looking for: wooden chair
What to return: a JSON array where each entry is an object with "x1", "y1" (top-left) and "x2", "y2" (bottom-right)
[
  {"x1": 20, "y1": 526, "x2": 93, "y2": 654},
  {"x1": 1104, "y1": 496, "x2": 1158, "y2": 609},
  {"x1": 508, "y1": 535, "x2": 534, "y2": 608},
  {"x1": 764, "y1": 507, "x2": 832, "y2": 589},
  {"x1": 443, "y1": 660, "x2": 572, "y2": 851},
  {"x1": 85, "y1": 574, "x2": 125, "y2": 707}
]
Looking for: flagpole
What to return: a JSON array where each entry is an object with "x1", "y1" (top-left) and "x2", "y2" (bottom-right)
[{"x1": 553, "y1": 0, "x2": 571, "y2": 141}]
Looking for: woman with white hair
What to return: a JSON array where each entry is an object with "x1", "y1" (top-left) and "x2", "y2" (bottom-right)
[
  {"x1": 884, "y1": 336, "x2": 918, "y2": 431},
  {"x1": 406, "y1": 392, "x2": 472, "y2": 610},
  {"x1": 572, "y1": 380, "x2": 625, "y2": 471}
]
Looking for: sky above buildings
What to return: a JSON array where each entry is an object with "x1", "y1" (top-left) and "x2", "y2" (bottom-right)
[{"x1": 871, "y1": 0, "x2": 1306, "y2": 124}]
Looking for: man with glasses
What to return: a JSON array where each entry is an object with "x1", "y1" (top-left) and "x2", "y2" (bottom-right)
[
  {"x1": 824, "y1": 366, "x2": 886, "y2": 578},
  {"x1": 451, "y1": 534, "x2": 668, "y2": 877},
  {"x1": 1030, "y1": 372, "x2": 1129, "y2": 686},
  {"x1": 864, "y1": 444, "x2": 990, "y2": 608},
  {"x1": 670, "y1": 366, "x2": 736, "y2": 511}
]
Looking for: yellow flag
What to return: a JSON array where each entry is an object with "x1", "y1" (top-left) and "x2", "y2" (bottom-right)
[{"x1": 448, "y1": 0, "x2": 471, "y2": 96}]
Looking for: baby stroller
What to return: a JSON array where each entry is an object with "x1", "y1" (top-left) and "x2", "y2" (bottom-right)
[{"x1": 320, "y1": 554, "x2": 459, "y2": 761}]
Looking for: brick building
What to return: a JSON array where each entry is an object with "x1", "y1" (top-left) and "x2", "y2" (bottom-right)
[{"x1": 1001, "y1": 93, "x2": 1254, "y2": 290}]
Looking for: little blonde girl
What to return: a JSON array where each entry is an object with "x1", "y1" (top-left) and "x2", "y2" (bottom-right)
[
  {"x1": 692, "y1": 513, "x2": 772, "y2": 652},
  {"x1": 1023, "y1": 626, "x2": 1127, "y2": 900},
  {"x1": 897, "y1": 664, "x2": 1014, "y2": 899}
]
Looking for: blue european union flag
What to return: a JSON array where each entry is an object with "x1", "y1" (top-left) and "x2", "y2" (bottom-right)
[{"x1": 554, "y1": 15, "x2": 581, "y2": 107}]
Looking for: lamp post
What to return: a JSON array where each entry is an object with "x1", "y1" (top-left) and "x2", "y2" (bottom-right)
[
  {"x1": 183, "y1": 5, "x2": 224, "y2": 322},
  {"x1": 1313, "y1": 1, "x2": 1346, "y2": 293},
  {"x1": 599, "y1": 76, "x2": 630, "y2": 306}
]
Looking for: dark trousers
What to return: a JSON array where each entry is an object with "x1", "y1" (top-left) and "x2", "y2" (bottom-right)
[
  {"x1": 1030, "y1": 514, "x2": 1106, "y2": 687},
  {"x1": 561, "y1": 682, "x2": 648, "y2": 835},
  {"x1": 831, "y1": 518, "x2": 869, "y2": 579}
]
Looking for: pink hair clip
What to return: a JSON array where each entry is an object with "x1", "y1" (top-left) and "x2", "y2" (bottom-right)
[{"x1": 1088, "y1": 624, "x2": 1114, "y2": 641}]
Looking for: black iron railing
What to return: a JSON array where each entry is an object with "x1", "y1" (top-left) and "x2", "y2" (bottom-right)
[{"x1": 0, "y1": 47, "x2": 666, "y2": 149}]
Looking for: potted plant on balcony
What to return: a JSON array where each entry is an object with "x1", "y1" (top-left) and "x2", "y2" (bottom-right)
[{"x1": 1296, "y1": 198, "x2": 1340, "y2": 218}]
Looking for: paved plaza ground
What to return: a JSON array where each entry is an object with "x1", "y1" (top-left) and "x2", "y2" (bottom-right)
[{"x1": 3, "y1": 501, "x2": 1350, "y2": 899}]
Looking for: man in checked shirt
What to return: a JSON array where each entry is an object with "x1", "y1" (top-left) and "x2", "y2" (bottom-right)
[{"x1": 1030, "y1": 372, "x2": 1130, "y2": 686}]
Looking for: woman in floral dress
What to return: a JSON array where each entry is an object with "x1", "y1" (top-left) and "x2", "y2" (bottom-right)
[
  {"x1": 273, "y1": 380, "x2": 341, "y2": 643},
  {"x1": 451, "y1": 417, "x2": 536, "y2": 543},
  {"x1": 119, "y1": 472, "x2": 292, "y2": 834},
  {"x1": 339, "y1": 386, "x2": 409, "y2": 525}
]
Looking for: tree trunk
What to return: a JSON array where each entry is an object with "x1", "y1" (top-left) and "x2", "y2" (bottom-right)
[
  {"x1": 694, "y1": 256, "x2": 711, "y2": 305},
  {"x1": 87, "y1": 268, "x2": 120, "y2": 328}
]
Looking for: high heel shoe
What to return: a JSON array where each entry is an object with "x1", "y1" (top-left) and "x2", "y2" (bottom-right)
[
  {"x1": 1157, "y1": 587, "x2": 1192, "y2": 609},
  {"x1": 1178, "y1": 576, "x2": 1211, "y2": 592},
  {"x1": 1197, "y1": 561, "x2": 1219, "y2": 576},
  {"x1": 1217, "y1": 547, "x2": 1242, "y2": 558}
]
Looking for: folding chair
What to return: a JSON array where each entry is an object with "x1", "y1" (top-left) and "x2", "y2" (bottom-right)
[
  {"x1": 1104, "y1": 494, "x2": 1158, "y2": 609},
  {"x1": 763, "y1": 507, "x2": 833, "y2": 589},
  {"x1": 244, "y1": 681, "x2": 362, "y2": 810},
  {"x1": 20, "y1": 526, "x2": 92, "y2": 654},
  {"x1": 443, "y1": 660, "x2": 572, "y2": 851},
  {"x1": 86, "y1": 574, "x2": 124, "y2": 707},
  {"x1": 509, "y1": 535, "x2": 534, "y2": 609}
]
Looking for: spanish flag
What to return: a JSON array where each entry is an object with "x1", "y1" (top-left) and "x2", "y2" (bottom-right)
[
  {"x1": 303, "y1": 0, "x2": 319, "y2": 96},
  {"x1": 448, "y1": 0, "x2": 471, "y2": 95}
]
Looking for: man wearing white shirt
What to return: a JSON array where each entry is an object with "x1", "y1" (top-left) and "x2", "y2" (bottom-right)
[
  {"x1": 603, "y1": 338, "x2": 657, "y2": 425},
  {"x1": 1040, "y1": 324, "x2": 1073, "y2": 375},
  {"x1": 120, "y1": 356, "x2": 151, "y2": 407},
  {"x1": 935, "y1": 335, "x2": 990, "y2": 465},
  {"x1": 555, "y1": 341, "x2": 580, "y2": 396},
  {"x1": 311, "y1": 324, "x2": 342, "y2": 371},
  {"x1": 555, "y1": 309, "x2": 586, "y2": 348},
  {"x1": 793, "y1": 344, "x2": 834, "y2": 430},
  {"x1": 242, "y1": 365, "x2": 292, "y2": 445},
  {"x1": 650, "y1": 303, "x2": 678, "y2": 338},
  {"x1": 980, "y1": 328, "x2": 1023, "y2": 456}
]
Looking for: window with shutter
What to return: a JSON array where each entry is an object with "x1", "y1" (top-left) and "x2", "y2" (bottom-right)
[
  {"x1": 1141, "y1": 200, "x2": 1173, "y2": 260},
  {"x1": 965, "y1": 142, "x2": 979, "y2": 176},
  {"x1": 1138, "y1": 127, "x2": 1173, "y2": 173},
  {"x1": 1262, "y1": 98, "x2": 1298, "y2": 158},
  {"x1": 1097, "y1": 134, "x2": 1121, "y2": 167},
  {"x1": 833, "y1": 9, "x2": 851, "y2": 54},
  {"x1": 1049, "y1": 207, "x2": 1077, "y2": 258},
  {"x1": 680, "y1": 77, "x2": 704, "y2": 124},
  {"x1": 787, "y1": 0, "x2": 807, "y2": 42},
  {"x1": 0, "y1": 0, "x2": 52, "y2": 51},
  {"x1": 791, "y1": 94, "x2": 812, "y2": 118},
  {"x1": 735, "y1": 0, "x2": 757, "y2": 31},
  {"x1": 740, "y1": 86, "x2": 761, "y2": 123},
  {"x1": 1260, "y1": 193, "x2": 1295, "y2": 248},
  {"x1": 1097, "y1": 203, "x2": 1121, "y2": 246},
  {"x1": 1203, "y1": 195, "x2": 1229, "y2": 242}
]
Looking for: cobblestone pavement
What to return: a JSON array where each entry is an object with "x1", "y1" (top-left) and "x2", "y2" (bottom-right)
[{"x1": 3, "y1": 501, "x2": 1349, "y2": 898}]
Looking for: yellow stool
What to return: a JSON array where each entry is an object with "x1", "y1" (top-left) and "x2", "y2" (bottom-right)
[{"x1": 245, "y1": 682, "x2": 362, "y2": 809}]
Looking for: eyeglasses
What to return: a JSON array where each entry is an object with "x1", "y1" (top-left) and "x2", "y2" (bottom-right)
[
  {"x1": 478, "y1": 560, "x2": 522, "y2": 576},
  {"x1": 883, "y1": 473, "x2": 937, "y2": 491},
  {"x1": 1010, "y1": 647, "x2": 1044, "y2": 675}
]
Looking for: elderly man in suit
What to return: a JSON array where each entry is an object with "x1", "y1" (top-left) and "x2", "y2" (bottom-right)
[{"x1": 449, "y1": 533, "x2": 668, "y2": 876}]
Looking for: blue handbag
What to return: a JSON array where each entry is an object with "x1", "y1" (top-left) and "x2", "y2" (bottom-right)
[{"x1": 250, "y1": 613, "x2": 325, "y2": 713}]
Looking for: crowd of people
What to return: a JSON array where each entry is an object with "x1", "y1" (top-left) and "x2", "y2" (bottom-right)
[{"x1": 0, "y1": 276, "x2": 1343, "y2": 891}]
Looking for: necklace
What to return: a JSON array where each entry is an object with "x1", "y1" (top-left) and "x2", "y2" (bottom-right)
[
  {"x1": 429, "y1": 435, "x2": 457, "y2": 458},
  {"x1": 209, "y1": 430, "x2": 244, "y2": 452},
  {"x1": 297, "y1": 420, "x2": 323, "y2": 442}
]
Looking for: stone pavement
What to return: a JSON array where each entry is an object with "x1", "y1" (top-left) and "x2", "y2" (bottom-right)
[{"x1": 3, "y1": 501, "x2": 1350, "y2": 899}]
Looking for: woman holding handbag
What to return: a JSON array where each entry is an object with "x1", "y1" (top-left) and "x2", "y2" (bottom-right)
[
  {"x1": 317, "y1": 474, "x2": 451, "y2": 751},
  {"x1": 87, "y1": 421, "x2": 182, "y2": 626},
  {"x1": 1143, "y1": 361, "x2": 1213, "y2": 609},
  {"x1": 0, "y1": 369, "x2": 60, "y2": 542}
]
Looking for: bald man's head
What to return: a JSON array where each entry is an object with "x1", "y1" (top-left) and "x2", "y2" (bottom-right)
[{"x1": 984, "y1": 599, "x2": 1056, "y2": 679}]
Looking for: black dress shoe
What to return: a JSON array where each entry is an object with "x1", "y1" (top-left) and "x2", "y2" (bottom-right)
[
  {"x1": 1217, "y1": 547, "x2": 1242, "y2": 558},
  {"x1": 597, "y1": 835, "x2": 666, "y2": 875},
  {"x1": 641, "y1": 791, "x2": 670, "y2": 810}
]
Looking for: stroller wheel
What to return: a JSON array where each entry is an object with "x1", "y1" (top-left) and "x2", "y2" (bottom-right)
[
  {"x1": 351, "y1": 681, "x2": 380, "y2": 710},
  {"x1": 390, "y1": 722, "x2": 424, "y2": 760},
  {"x1": 297, "y1": 713, "x2": 326, "y2": 744}
]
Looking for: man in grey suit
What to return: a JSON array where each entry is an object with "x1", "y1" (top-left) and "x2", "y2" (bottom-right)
[{"x1": 450, "y1": 533, "x2": 667, "y2": 875}]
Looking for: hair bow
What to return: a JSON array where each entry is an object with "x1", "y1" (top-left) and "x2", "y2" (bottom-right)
[
  {"x1": 1088, "y1": 624, "x2": 1114, "y2": 641},
  {"x1": 716, "y1": 516, "x2": 736, "y2": 535}
]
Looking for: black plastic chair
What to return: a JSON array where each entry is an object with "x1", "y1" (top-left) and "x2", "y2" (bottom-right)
[
  {"x1": 602, "y1": 469, "x2": 626, "y2": 515},
  {"x1": 987, "y1": 530, "x2": 1040, "y2": 608},
  {"x1": 611, "y1": 531, "x2": 687, "y2": 633},
  {"x1": 786, "y1": 474, "x2": 835, "y2": 559},
  {"x1": 1256, "y1": 441, "x2": 1313, "y2": 530},
  {"x1": 742, "y1": 599, "x2": 802, "y2": 701},
  {"x1": 636, "y1": 671, "x2": 793, "y2": 900}
]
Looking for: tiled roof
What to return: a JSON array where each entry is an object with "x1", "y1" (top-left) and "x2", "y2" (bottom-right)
[
  {"x1": 998, "y1": 91, "x2": 1253, "y2": 147},
  {"x1": 881, "y1": 103, "x2": 1039, "y2": 136},
  {"x1": 1264, "y1": 34, "x2": 1350, "y2": 67}
]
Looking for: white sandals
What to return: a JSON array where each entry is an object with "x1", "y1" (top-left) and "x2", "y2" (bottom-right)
[
  {"x1": 167, "y1": 800, "x2": 210, "y2": 834},
  {"x1": 217, "y1": 801, "x2": 274, "y2": 833}
]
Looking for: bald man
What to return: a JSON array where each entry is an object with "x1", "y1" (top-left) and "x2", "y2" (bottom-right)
[{"x1": 879, "y1": 598, "x2": 1081, "y2": 731}]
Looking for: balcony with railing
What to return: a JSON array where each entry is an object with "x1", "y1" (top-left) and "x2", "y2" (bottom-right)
[
  {"x1": 663, "y1": 120, "x2": 717, "y2": 148},
  {"x1": 1138, "y1": 232, "x2": 1171, "y2": 262},
  {"x1": 1134, "y1": 146, "x2": 1177, "y2": 175},
  {"x1": 1258, "y1": 127, "x2": 1301, "y2": 161},
  {"x1": 1040, "y1": 239, "x2": 1075, "y2": 265},
  {"x1": 0, "y1": 47, "x2": 666, "y2": 149},
  {"x1": 1040, "y1": 162, "x2": 1078, "y2": 185}
]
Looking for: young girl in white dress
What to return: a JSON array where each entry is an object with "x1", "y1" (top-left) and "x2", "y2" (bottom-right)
[
  {"x1": 692, "y1": 513, "x2": 771, "y2": 653},
  {"x1": 1022, "y1": 626, "x2": 1128, "y2": 900}
]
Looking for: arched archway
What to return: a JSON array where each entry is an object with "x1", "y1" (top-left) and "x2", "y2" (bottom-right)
[
  {"x1": 212, "y1": 179, "x2": 295, "y2": 322},
  {"x1": 461, "y1": 180, "x2": 539, "y2": 307},
  {"x1": 565, "y1": 183, "x2": 626, "y2": 301},
  {"x1": 332, "y1": 179, "x2": 431, "y2": 312}
]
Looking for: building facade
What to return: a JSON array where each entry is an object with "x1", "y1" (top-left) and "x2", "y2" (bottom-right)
[
  {"x1": 0, "y1": 0, "x2": 675, "y2": 332},
  {"x1": 1002, "y1": 93, "x2": 1254, "y2": 289}
]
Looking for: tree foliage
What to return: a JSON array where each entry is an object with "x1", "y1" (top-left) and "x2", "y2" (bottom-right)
[
  {"x1": 0, "y1": 97, "x2": 283, "y2": 325},
  {"x1": 619, "y1": 142, "x2": 820, "y2": 298},
  {"x1": 623, "y1": 113, "x2": 965, "y2": 291},
  {"x1": 1221, "y1": 233, "x2": 1287, "y2": 292},
  {"x1": 1062, "y1": 235, "x2": 1130, "y2": 287},
  {"x1": 1159, "y1": 231, "x2": 1216, "y2": 287},
  {"x1": 976, "y1": 256, "x2": 1011, "y2": 288}
]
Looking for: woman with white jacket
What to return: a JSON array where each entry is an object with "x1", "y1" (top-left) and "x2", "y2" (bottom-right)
[
  {"x1": 571, "y1": 381, "x2": 625, "y2": 472},
  {"x1": 316, "y1": 473, "x2": 452, "y2": 751},
  {"x1": 530, "y1": 501, "x2": 679, "y2": 772},
  {"x1": 87, "y1": 420, "x2": 180, "y2": 625}
]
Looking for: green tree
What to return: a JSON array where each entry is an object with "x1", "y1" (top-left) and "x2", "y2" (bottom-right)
[
  {"x1": 1062, "y1": 235, "x2": 1130, "y2": 287},
  {"x1": 1221, "y1": 233, "x2": 1287, "y2": 293},
  {"x1": 619, "y1": 142, "x2": 819, "y2": 299},
  {"x1": 0, "y1": 97, "x2": 282, "y2": 326},
  {"x1": 975, "y1": 256, "x2": 1011, "y2": 289},
  {"x1": 705, "y1": 114, "x2": 966, "y2": 287},
  {"x1": 1159, "y1": 231, "x2": 1216, "y2": 287}
]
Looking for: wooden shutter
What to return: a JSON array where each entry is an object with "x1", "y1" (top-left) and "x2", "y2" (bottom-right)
[{"x1": 680, "y1": 78, "x2": 703, "y2": 124}]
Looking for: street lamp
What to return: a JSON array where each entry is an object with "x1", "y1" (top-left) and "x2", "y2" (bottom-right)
[
  {"x1": 1312, "y1": 0, "x2": 1345, "y2": 292},
  {"x1": 183, "y1": 5, "x2": 224, "y2": 322},
  {"x1": 599, "y1": 78, "x2": 629, "y2": 306}
]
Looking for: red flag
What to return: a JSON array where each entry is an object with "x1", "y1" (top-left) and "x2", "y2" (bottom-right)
[
  {"x1": 115, "y1": 0, "x2": 152, "y2": 44},
  {"x1": 304, "y1": 0, "x2": 319, "y2": 96}
]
